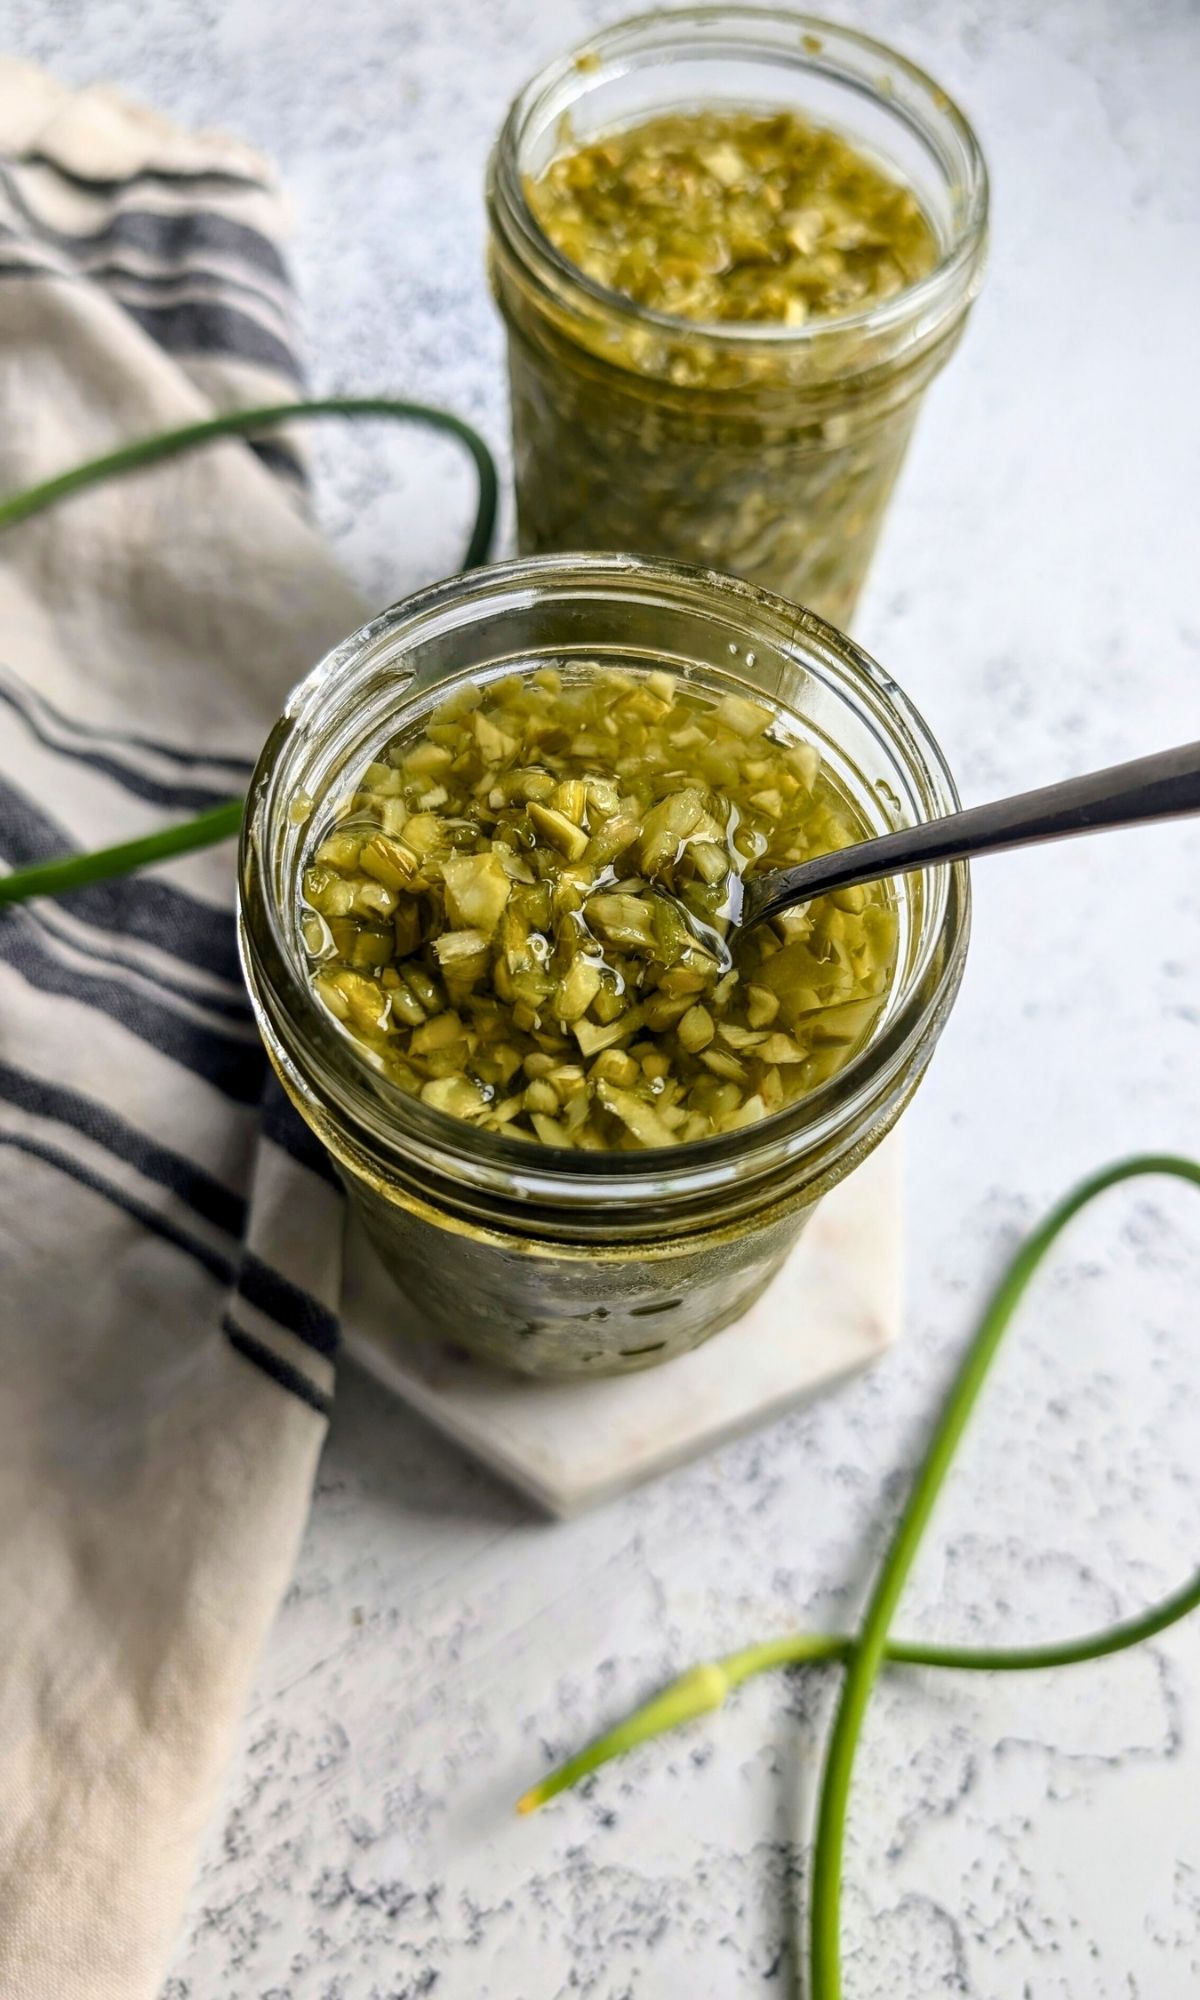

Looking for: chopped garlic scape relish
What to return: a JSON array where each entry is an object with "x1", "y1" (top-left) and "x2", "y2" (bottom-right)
[
  {"x1": 299, "y1": 665, "x2": 897, "y2": 1149},
  {"x1": 528, "y1": 108, "x2": 938, "y2": 328}
]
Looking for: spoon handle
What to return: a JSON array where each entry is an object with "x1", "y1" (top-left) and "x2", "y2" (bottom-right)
[{"x1": 744, "y1": 738, "x2": 1200, "y2": 927}]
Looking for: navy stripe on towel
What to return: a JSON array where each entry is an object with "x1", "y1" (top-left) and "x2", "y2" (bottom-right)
[
  {"x1": 22, "y1": 900, "x2": 253, "y2": 1021},
  {"x1": 0, "y1": 662, "x2": 254, "y2": 777},
  {"x1": 0, "y1": 913, "x2": 264, "y2": 1105},
  {"x1": 0, "y1": 775, "x2": 242, "y2": 983},
  {"x1": 125, "y1": 298, "x2": 303, "y2": 387},
  {"x1": 0, "y1": 225, "x2": 294, "y2": 345},
  {"x1": 0, "y1": 1058, "x2": 247, "y2": 1237},
  {"x1": 15, "y1": 149, "x2": 271, "y2": 198},
  {"x1": 223, "y1": 1315, "x2": 332, "y2": 1416},
  {"x1": 0, "y1": 1130, "x2": 331, "y2": 1417},
  {"x1": 0, "y1": 677, "x2": 243, "y2": 812},
  {"x1": 0, "y1": 168, "x2": 292, "y2": 283},
  {"x1": 236, "y1": 1249, "x2": 339, "y2": 1358},
  {"x1": 0, "y1": 1127, "x2": 235, "y2": 1283}
]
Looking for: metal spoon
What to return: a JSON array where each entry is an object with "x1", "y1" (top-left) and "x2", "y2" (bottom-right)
[{"x1": 732, "y1": 739, "x2": 1200, "y2": 933}]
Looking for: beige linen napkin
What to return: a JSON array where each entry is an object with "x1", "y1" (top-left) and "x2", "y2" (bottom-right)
[{"x1": 0, "y1": 58, "x2": 367, "y2": 1998}]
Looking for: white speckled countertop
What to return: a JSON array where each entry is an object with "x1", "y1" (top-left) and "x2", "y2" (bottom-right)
[{"x1": 15, "y1": 0, "x2": 1200, "y2": 1992}]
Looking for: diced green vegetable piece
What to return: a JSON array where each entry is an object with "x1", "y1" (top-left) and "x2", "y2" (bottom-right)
[
  {"x1": 714, "y1": 693, "x2": 772, "y2": 738},
  {"x1": 350, "y1": 929, "x2": 392, "y2": 970},
  {"x1": 360, "y1": 834, "x2": 420, "y2": 892},
  {"x1": 433, "y1": 929, "x2": 492, "y2": 995},
  {"x1": 410, "y1": 1011, "x2": 466, "y2": 1055},
  {"x1": 596, "y1": 1082, "x2": 677, "y2": 1148},
  {"x1": 303, "y1": 865, "x2": 357, "y2": 918},
  {"x1": 590, "y1": 1048, "x2": 640, "y2": 1087},
  {"x1": 393, "y1": 901, "x2": 423, "y2": 960},
  {"x1": 551, "y1": 777, "x2": 587, "y2": 824},
  {"x1": 387, "y1": 981, "x2": 428, "y2": 1028},
  {"x1": 677, "y1": 1004, "x2": 714, "y2": 1052},
  {"x1": 424, "y1": 1039, "x2": 472, "y2": 1079},
  {"x1": 720, "y1": 1092, "x2": 769, "y2": 1132},
  {"x1": 403, "y1": 966, "x2": 443, "y2": 1014},
  {"x1": 701, "y1": 1048, "x2": 746, "y2": 1082},
  {"x1": 524, "y1": 1078, "x2": 560, "y2": 1115},
  {"x1": 787, "y1": 742, "x2": 820, "y2": 791},
  {"x1": 756, "y1": 1032, "x2": 809, "y2": 1064},
  {"x1": 421, "y1": 1076, "x2": 489, "y2": 1120},
  {"x1": 801, "y1": 1048, "x2": 848, "y2": 1088},
  {"x1": 689, "y1": 839, "x2": 730, "y2": 886},
  {"x1": 638, "y1": 788, "x2": 706, "y2": 873},
  {"x1": 586, "y1": 893, "x2": 657, "y2": 950},
  {"x1": 314, "y1": 828, "x2": 365, "y2": 870},
  {"x1": 590, "y1": 983, "x2": 626, "y2": 1025},
  {"x1": 586, "y1": 810, "x2": 641, "y2": 866},
  {"x1": 400, "y1": 813, "x2": 445, "y2": 858},
  {"x1": 351, "y1": 878, "x2": 398, "y2": 920},
  {"x1": 715, "y1": 1022, "x2": 766, "y2": 1049},
  {"x1": 554, "y1": 956, "x2": 603, "y2": 1023},
  {"x1": 403, "y1": 740, "x2": 453, "y2": 778},
  {"x1": 472, "y1": 709, "x2": 518, "y2": 762},
  {"x1": 863, "y1": 904, "x2": 899, "y2": 964},
  {"x1": 301, "y1": 912, "x2": 328, "y2": 957},
  {"x1": 711, "y1": 969, "x2": 739, "y2": 1006},
  {"x1": 528, "y1": 800, "x2": 590, "y2": 860},
  {"x1": 531, "y1": 1110, "x2": 572, "y2": 1147},
  {"x1": 656, "y1": 963, "x2": 710, "y2": 998},
  {"x1": 443, "y1": 852, "x2": 512, "y2": 933},
  {"x1": 642, "y1": 991, "x2": 695, "y2": 1030},
  {"x1": 573, "y1": 1009, "x2": 642, "y2": 1056},
  {"x1": 746, "y1": 985, "x2": 779, "y2": 1028},
  {"x1": 808, "y1": 997, "x2": 882, "y2": 1046},
  {"x1": 326, "y1": 968, "x2": 391, "y2": 1035}
]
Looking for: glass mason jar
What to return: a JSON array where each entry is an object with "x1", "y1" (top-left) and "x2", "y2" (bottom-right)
[
  {"x1": 239, "y1": 555, "x2": 969, "y2": 1379},
  {"x1": 487, "y1": 8, "x2": 988, "y2": 629}
]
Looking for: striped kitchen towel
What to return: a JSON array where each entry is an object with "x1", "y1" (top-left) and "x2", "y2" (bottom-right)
[{"x1": 0, "y1": 58, "x2": 368, "y2": 1999}]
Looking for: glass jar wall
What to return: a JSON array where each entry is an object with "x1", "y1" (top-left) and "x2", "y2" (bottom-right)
[
  {"x1": 239, "y1": 555, "x2": 969, "y2": 1377},
  {"x1": 487, "y1": 9, "x2": 988, "y2": 628}
]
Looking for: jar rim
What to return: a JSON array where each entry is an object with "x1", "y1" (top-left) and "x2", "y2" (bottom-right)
[
  {"x1": 488, "y1": 5, "x2": 989, "y2": 357},
  {"x1": 239, "y1": 554, "x2": 970, "y2": 1220}
]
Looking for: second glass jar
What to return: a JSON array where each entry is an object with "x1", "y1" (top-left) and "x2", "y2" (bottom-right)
[{"x1": 487, "y1": 7, "x2": 989, "y2": 629}]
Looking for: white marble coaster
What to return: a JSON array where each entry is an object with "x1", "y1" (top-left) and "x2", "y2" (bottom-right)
[{"x1": 340, "y1": 1129, "x2": 902, "y2": 1516}]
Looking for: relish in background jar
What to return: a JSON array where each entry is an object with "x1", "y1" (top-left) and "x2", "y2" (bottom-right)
[
  {"x1": 239, "y1": 555, "x2": 969, "y2": 1378},
  {"x1": 487, "y1": 9, "x2": 988, "y2": 628}
]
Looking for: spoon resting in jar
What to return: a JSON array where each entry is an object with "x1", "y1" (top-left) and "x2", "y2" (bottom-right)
[{"x1": 720, "y1": 737, "x2": 1200, "y2": 935}]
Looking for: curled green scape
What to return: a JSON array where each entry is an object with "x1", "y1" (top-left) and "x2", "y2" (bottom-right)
[
  {"x1": 0, "y1": 396, "x2": 498, "y2": 908},
  {"x1": 517, "y1": 1154, "x2": 1200, "y2": 2000}
]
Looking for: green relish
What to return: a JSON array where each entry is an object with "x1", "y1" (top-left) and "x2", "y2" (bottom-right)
[{"x1": 299, "y1": 663, "x2": 897, "y2": 1150}]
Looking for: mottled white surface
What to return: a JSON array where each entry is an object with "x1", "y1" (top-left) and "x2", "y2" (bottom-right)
[{"x1": 11, "y1": 0, "x2": 1200, "y2": 1993}]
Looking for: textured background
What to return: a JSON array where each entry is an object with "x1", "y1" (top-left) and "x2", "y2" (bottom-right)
[{"x1": 9, "y1": 0, "x2": 1200, "y2": 1994}]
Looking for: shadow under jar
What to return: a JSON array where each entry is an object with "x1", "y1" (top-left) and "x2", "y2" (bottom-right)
[
  {"x1": 488, "y1": 8, "x2": 988, "y2": 630},
  {"x1": 239, "y1": 555, "x2": 969, "y2": 1378}
]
